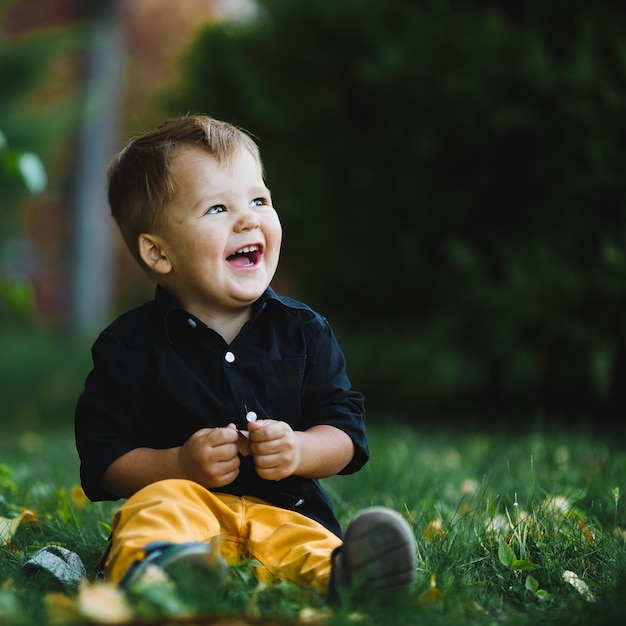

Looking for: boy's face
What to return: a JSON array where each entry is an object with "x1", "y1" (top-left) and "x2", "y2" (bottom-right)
[{"x1": 146, "y1": 146, "x2": 282, "y2": 318}]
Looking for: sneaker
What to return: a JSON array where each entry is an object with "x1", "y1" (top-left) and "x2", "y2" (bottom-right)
[
  {"x1": 121, "y1": 540, "x2": 226, "y2": 589},
  {"x1": 329, "y1": 506, "x2": 417, "y2": 604}
]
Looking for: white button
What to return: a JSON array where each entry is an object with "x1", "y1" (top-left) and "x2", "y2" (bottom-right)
[
  {"x1": 187, "y1": 318, "x2": 197, "y2": 328},
  {"x1": 245, "y1": 411, "x2": 257, "y2": 422},
  {"x1": 225, "y1": 351, "x2": 235, "y2": 363}
]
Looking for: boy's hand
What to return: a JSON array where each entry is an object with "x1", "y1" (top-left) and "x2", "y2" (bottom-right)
[
  {"x1": 247, "y1": 419, "x2": 301, "y2": 481},
  {"x1": 178, "y1": 425, "x2": 241, "y2": 488},
  {"x1": 237, "y1": 430, "x2": 253, "y2": 456}
]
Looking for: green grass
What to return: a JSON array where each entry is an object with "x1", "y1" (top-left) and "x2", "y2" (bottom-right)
[
  {"x1": 0, "y1": 327, "x2": 93, "y2": 429},
  {"x1": 1, "y1": 419, "x2": 626, "y2": 625}
]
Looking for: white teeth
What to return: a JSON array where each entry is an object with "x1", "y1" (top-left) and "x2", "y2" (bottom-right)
[{"x1": 235, "y1": 245, "x2": 259, "y2": 254}]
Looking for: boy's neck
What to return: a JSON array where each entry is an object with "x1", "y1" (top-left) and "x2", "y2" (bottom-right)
[{"x1": 195, "y1": 306, "x2": 252, "y2": 345}]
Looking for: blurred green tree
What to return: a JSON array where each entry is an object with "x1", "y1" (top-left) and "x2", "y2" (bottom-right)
[
  {"x1": 0, "y1": 0, "x2": 82, "y2": 322},
  {"x1": 161, "y1": 0, "x2": 626, "y2": 423},
  {"x1": 0, "y1": 128, "x2": 45, "y2": 318}
]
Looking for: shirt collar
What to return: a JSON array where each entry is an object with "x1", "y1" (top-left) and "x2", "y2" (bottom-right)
[{"x1": 154, "y1": 284, "x2": 278, "y2": 344}]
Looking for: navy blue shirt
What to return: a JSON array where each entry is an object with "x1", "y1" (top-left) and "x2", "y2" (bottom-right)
[{"x1": 75, "y1": 285, "x2": 369, "y2": 537}]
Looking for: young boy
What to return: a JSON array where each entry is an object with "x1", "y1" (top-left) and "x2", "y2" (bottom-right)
[{"x1": 74, "y1": 114, "x2": 416, "y2": 604}]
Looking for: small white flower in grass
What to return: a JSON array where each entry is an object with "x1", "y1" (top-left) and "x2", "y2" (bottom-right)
[
  {"x1": 545, "y1": 495, "x2": 571, "y2": 515},
  {"x1": 562, "y1": 570, "x2": 595, "y2": 602},
  {"x1": 460, "y1": 478, "x2": 480, "y2": 496},
  {"x1": 299, "y1": 606, "x2": 332, "y2": 623},
  {"x1": 485, "y1": 513, "x2": 510, "y2": 536}
]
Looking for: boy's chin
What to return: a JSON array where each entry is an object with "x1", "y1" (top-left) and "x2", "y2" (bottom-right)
[{"x1": 234, "y1": 280, "x2": 272, "y2": 302}]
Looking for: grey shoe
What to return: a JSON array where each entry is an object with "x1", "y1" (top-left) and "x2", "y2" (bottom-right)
[
  {"x1": 24, "y1": 545, "x2": 87, "y2": 588},
  {"x1": 121, "y1": 540, "x2": 226, "y2": 589},
  {"x1": 329, "y1": 507, "x2": 417, "y2": 604}
]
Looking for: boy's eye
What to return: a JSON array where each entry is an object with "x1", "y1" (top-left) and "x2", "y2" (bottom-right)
[
  {"x1": 250, "y1": 198, "x2": 267, "y2": 207},
  {"x1": 206, "y1": 205, "x2": 225, "y2": 215}
]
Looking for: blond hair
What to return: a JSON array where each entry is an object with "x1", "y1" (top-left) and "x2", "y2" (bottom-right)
[{"x1": 107, "y1": 114, "x2": 262, "y2": 269}]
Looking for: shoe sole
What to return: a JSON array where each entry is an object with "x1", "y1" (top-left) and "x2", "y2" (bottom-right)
[{"x1": 340, "y1": 506, "x2": 417, "y2": 602}]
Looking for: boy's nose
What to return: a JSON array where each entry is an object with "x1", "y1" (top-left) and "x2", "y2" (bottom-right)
[{"x1": 235, "y1": 210, "x2": 261, "y2": 231}]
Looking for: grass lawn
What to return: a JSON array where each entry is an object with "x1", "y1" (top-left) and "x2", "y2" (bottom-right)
[{"x1": 1, "y1": 418, "x2": 626, "y2": 625}]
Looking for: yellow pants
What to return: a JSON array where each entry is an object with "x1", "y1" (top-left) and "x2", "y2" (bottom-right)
[{"x1": 105, "y1": 479, "x2": 342, "y2": 595}]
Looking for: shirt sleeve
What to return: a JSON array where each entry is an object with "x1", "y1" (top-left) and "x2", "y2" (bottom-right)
[
  {"x1": 74, "y1": 331, "x2": 145, "y2": 501},
  {"x1": 300, "y1": 316, "x2": 369, "y2": 475}
]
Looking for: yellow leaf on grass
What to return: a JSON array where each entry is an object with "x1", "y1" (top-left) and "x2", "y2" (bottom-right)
[
  {"x1": 417, "y1": 574, "x2": 442, "y2": 607},
  {"x1": 19, "y1": 507, "x2": 39, "y2": 522},
  {"x1": 0, "y1": 509, "x2": 37, "y2": 546},
  {"x1": 0, "y1": 517, "x2": 20, "y2": 546},
  {"x1": 71, "y1": 486, "x2": 88, "y2": 508},
  {"x1": 44, "y1": 592, "x2": 80, "y2": 625},
  {"x1": 423, "y1": 519, "x2": 446, "y2": 542},
  {"x1": 76, "y1": 580, "x2": 133, "y2": 624}
]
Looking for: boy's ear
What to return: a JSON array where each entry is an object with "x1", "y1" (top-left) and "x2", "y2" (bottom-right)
[{"x1": 138, "y1": 233, "x2": 172, "y2": 275}]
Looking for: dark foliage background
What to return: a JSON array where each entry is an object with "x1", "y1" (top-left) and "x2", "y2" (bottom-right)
[{"x1": 161, "y1": 0, "x2": 626, "y2": 428}]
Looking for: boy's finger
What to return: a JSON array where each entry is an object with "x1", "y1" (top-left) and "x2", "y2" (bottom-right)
[{"x1": 247, "y1": 419, "x2": 269, "y2": 432}]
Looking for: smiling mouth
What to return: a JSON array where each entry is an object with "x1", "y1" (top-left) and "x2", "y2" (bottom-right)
[{"x1": 226, "y1": 245, "x2": 262, "y2": 267}]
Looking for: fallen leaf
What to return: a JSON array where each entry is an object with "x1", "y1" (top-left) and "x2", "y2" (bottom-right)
[
  {"x1": 76, "y1": 580, "x2": 133, "y2": 624},
  {"x1": 44, "y1": 592, "x2": 80, "y2": 624},
  {"x1": 0, "y1": 509, "x2": 37, "y2": 546},
  {"x1": 423, "y1": 519, "x2": 445, "y2": 542},
  {"x1": 417, "y1": 574, "x2": 441, "y2": 606},
  {"x1": 71, "y1": 486, "x2": 88, "y2": 508},
  {"x1": 19, "y1": 508, "x2": 39, "y2": 522}
]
